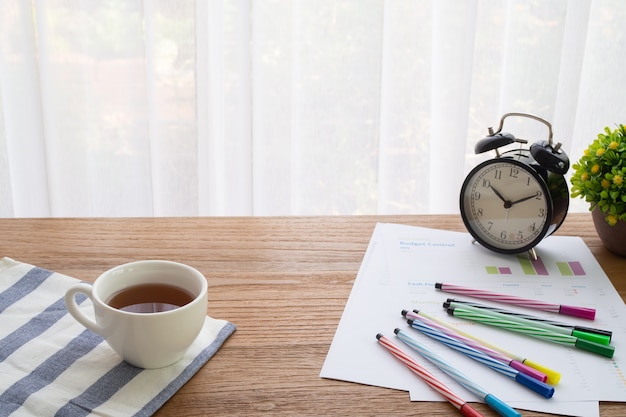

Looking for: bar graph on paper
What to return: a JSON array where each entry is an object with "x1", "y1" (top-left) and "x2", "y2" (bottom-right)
[{"x1": 486, "y1": 256, "x2": 586, "y2": 276}]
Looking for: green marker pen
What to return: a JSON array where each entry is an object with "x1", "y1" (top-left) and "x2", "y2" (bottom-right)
[
  {"x1": 444, "y1": 300, "x2": 611, "y2": 346},
  {"x1": 445, "y1": 298, "x2": 612, "y2": 345},
  {"x1": 447, "y1": 306, "x2": 614, "y2": 359}
]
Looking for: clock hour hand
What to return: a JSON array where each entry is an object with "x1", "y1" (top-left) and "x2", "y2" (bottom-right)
[
  {"x1": 510, "y1": 191, "x2": 541, "y2": 206},
  {"x1": 489, "y1": 185, "x2": 512, "y2": 209}
]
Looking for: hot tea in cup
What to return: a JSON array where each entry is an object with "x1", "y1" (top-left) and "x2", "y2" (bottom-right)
[
  {"x1": 106, "y1": 283, "x2": 195, "y2": 313},
  {"x1": 64, "y1": 260, "x2": 208, "y2": 368}
]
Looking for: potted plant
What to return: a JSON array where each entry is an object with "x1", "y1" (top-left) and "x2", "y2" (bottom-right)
[{"x1": 570, "y1": 124, "x2": 626, "y2": 256}]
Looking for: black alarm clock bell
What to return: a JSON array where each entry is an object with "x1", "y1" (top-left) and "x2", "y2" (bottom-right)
[{"x1": 460, "y1": 113, "x2": 570, "y2": 260}]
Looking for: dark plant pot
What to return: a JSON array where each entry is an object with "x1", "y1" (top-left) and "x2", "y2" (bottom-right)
[{"x1": 592, "y1": 207, "x2": 626, "y2": 257}]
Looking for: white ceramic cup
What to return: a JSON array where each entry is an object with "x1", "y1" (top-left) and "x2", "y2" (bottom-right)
[{"x1": 64, "y1": 260, "x2": 208, "y2": 369}]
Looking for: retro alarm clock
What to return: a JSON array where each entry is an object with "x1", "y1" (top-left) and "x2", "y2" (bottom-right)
[{"x1": 459, "y1": 113, "x2": 570, "y2": 259}]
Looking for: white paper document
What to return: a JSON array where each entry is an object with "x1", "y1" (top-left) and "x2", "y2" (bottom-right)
[{"x1": 321, "y1": 223, "x2": 626, "y2": 416}]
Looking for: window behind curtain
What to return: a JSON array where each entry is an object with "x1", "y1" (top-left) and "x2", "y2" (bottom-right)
[{"x1": 0, "y1": 0, "x2": 624, "y2": 217}]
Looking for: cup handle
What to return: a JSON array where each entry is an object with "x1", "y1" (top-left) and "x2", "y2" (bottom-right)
[{"x1": 64, "y1": 283, "x2": 103, "y2": 335}]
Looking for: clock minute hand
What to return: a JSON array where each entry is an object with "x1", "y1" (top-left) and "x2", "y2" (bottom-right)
[{"x1": 510, "y1": 191, "x2": 541, "y2": 206}]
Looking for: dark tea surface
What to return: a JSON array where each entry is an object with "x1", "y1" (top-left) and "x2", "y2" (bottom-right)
[{"x1": 106, "y1": 283, "x2": 195, "y2": 313}]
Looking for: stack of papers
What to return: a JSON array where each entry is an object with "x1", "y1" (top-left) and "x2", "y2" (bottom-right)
[{"x1": 321, "y1": 223, "x2": 626, "y2": 417}]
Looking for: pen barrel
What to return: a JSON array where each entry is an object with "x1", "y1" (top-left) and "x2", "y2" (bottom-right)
[
  {"x1": 437, "y1": 283, "x2": 561, "y2": 313},
  {"x1": 376, "y1": 334, "x2": 470, "y2": 411},
  {"x1": 411, "y1": 312, "x2": 514, "y2": 365},
  {"x1": 395, "y1": 329, "x2": 490, "y2": 400},
  {"x1": 408, "y1": 319, "x2": 519, "y2": 379},
  {"x1": 416, "y1": 312, "x2": 547, "y2": 383},
  {"x1": 447, "y1": 302, "x2": 569, "y2": 338},
  {"x1": 448, "y1": 307, "x2": 577, "y2": 346}
]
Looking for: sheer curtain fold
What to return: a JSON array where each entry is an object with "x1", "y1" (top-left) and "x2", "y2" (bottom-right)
[
  {"x1": 429, "y1": 1, "x2": 477, "y2": 214},
  {"x1": 0, "y1": 1, "x2": 49, "y2": 217},
  {"x1": 0, "y1": 0, "x2": 625, "y2": 217}
]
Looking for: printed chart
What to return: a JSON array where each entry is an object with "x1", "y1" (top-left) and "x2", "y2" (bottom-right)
[{"x1": 485, "y1": 256, "x2": 587, "y2": 276}]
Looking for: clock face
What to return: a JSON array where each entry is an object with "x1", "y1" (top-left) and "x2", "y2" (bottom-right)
[{"x1": 460, "y1": 158, "x2": 552, "y2": 253}]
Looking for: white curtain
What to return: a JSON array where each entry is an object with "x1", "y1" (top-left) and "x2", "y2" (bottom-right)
[{"x1": 0, "y1": 0, "x2": 624, "y2": 217}]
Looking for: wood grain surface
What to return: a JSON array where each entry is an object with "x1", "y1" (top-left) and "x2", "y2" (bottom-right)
[{"x1": 1, "y1": 213, "x2": 624, "y2": 416}]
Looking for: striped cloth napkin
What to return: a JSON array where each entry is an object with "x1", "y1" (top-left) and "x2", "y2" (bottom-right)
[{"x1": 0, "y1": 257, "x2": 236, "y2": 417}]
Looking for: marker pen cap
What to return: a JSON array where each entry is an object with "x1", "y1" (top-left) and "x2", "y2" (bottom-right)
[
  {"x1": 559, "y1": 304, "x2": 596, "y2": 320},
  {"x1": 485, "y1": 394, "x2": 521, "y2": 417},
  {"x1": 459, "y1": 403, "x2": 484, "y2": 417},
  {"x1": 575, "y1": 337, "x2": 615, "y2": 358},
  {"x1": 522, "y1": 359, "x2": 561, "y2": 385},
  {"x1": 572, "y1": 329, "x2": 611, "y2": 346},
  {"x1": 514, "y1": 372, "x2": 555, "y2": 399}
]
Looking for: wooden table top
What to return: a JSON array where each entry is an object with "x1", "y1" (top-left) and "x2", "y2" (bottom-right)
[{"x1": 1, "y1": 213, "x2": 624, "y2": 416}]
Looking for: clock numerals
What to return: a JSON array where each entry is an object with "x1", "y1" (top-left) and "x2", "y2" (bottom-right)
[
  {"x1": 496, "y1": 230, "x2": 525, "y2": 241},
  {"x1": 461, "y1": 158, "x2": 557, "y2": 253}
]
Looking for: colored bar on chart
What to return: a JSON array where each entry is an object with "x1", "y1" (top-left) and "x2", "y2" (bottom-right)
[
  {"x1": 517, "y1": 256, "x2": 549, "y2": 276},
  {"x1": 518, "y1": 256, "x2": 535, "y2": 275},
  {"x1": 569, "y1": 261, "x2": 585, "y2": 275},
  {"x1": 486, "y1": 266, "x2": 512, "y2": 275},
  {"x1": 556, "y1": 261, "x2": 586, "y2": 276},
  {"x1": 557, "y1": 262, "x2": 572, "y2": 276}
]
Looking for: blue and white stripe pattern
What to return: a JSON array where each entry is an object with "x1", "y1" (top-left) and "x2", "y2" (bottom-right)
[
  {"x1": 395, "y1": 329, "x2": 522, "y2": 417},
  {"x1": 0, "y1": 257, "x2": 236, "y2": 417},
  {"x1": 407, "y1": 318, "x2": 519, "y2": 379},
  {"x1": 395, "y1": 329, "x2": 490, "y2": 400},
  {"x1": 407, "y1": 318, "x2": 555, "y2": 398}
]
